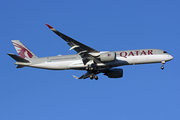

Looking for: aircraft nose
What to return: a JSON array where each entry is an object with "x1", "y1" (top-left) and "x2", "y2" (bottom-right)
[{"x1": 169, "y1": 55, "x2": 173, "y2": 60}]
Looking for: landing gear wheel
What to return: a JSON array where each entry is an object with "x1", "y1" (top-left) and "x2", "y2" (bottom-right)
[
  {"x1": 94, "y1": 76, "x2": 98, "y2": 80},
  {"x1": 161, "y1": 66, "x2": 164, "y2": 70},
  {"x1": 86, "y1": 64, "x2": 95, "y2": 71},
  {"x1": 161, "y1": 61, "x2": 165, "y2": 70},
  {"x1": 86, "y1": 65, "x2": 90, "y2": 71},
  {"x1": 90, "y1": 75, "x2": 93, "y2": 80},
  {"x1": 90, "y1": 67, "x2": 94, "y2": 71}
]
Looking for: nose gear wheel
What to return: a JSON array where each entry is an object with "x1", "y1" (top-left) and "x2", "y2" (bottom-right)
[{"x1": 161, "y1": 61, "x2": 165, "y2": 70}]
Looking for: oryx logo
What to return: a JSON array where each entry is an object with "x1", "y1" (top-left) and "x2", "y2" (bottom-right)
[
  {"x1": 12, "y1": 42, "x2": 33, "y2": 59},
  {"x1": 107, "y1": 53, "x2": 111, "y2": 57}
]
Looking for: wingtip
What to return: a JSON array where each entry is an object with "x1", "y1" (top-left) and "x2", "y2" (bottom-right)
[
  {"x1": 45, "y1": 23, "x2": 53, "y2": 29},
  {"x1": 73, "y1": 75, "x2": 79, "y2": 79}
]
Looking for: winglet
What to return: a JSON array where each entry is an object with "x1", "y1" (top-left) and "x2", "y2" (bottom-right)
[{"x1": 45, "y1": 23, "x2": 54, "y2": 29}]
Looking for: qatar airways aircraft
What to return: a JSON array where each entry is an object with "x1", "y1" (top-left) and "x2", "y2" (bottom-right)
[{"x1": 8, "y1": 24, "x2": 173, "y2": 80}]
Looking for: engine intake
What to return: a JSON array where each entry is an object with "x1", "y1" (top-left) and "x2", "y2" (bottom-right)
[
  {"x1": 104, "y1": 68, "x2": 123, "y2": 78},
  {"x1": 100, "y1": 52, "x2": 116, "y2": 62}
]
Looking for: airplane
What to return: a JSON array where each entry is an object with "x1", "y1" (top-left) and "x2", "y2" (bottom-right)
[{"x1": 7, "y1": 24, "x2": 173, "y2": 80}]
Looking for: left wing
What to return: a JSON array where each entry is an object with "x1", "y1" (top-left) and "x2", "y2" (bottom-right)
[
  {"x1": 46, "y1": 24, "x2": 99, "y2": 54},
  {"x1": 45, "y1": 24, "x2": 109, "y2": 80}
]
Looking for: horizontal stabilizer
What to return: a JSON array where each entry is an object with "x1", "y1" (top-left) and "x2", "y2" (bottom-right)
[
  {"x1": 16, "y1": 65, "x2": 25, "y2": 68},
  {"x1": 7, "y1": 53, "x2": 29, "y2": 62}
]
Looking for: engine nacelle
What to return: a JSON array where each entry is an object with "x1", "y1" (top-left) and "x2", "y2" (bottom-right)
[
  {"x1": 100, "y1": 52, "x2": 116, "y2": 62},
  {"x1": 104, "y1": 68, "x2": 123, "y2": 78}
]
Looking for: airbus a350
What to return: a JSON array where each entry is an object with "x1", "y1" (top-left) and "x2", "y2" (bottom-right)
[{"x1": 8, "y1": 24, "x2": 173, "y2": 80}]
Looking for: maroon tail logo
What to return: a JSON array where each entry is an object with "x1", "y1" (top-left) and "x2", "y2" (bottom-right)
[{"x1": 12, "y1": 42, "x2": 33, "y2": 58}]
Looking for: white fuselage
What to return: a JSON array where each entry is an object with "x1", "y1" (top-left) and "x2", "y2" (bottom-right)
[{"x1": 16, "y1": 49, "x2": 173, "y2": 70}]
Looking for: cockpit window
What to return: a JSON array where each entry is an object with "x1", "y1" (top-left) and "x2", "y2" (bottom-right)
[{"x1": 163, "y1": 51, "x2": 168, "y2": 53}]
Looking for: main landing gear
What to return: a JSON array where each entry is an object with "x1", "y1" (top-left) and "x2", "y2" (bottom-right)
[
  {"x1": 90, "y1": 75, "x2": 98, "y2": 80},
  {"x1": 86, "y1": 64, "x2": 97, "y2": 71},
  {"x1": 161, "y1": 61, "x2": 165, "y2": 70},
  {"x1": 86, "y1": 64, "x2": 99, "y2": 80}
]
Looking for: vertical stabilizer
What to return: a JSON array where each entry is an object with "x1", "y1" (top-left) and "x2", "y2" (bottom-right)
[{"x1": 11, "y1": 40, "x2": 38, "y2": 59}]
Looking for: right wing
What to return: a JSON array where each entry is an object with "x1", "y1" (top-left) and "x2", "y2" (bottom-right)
[{"x1": 73, "y1": 71, "x2": 99, "y2": 79}]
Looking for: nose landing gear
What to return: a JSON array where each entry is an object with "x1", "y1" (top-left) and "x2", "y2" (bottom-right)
[
  {"x1": 161, "y1": 61, "x2": 165, "y2": 70},
  {"x1": 161, "y1": 66, "x2": 164, "y2": 70}
]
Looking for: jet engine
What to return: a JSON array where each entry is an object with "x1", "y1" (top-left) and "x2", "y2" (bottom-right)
[
  {"x1": 99, "y1": 52, "x2": 116, "y2": 62},
  {"x1": 104, "y1": 68, "x2": 123, "y2": 78}
]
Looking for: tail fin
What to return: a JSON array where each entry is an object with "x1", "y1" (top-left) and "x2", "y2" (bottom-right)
[{"x1": 11, "y1": 40, "x2": 38, "y2": 59}]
